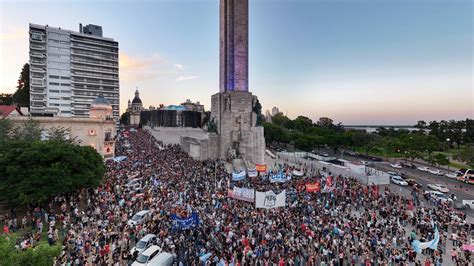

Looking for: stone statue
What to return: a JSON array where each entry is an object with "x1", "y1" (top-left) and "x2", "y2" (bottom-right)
[
  {"x1": 208, "y1": 118, "x2": 217, "y2": 133},
  {"x1": 224, "y1": 95, "x2": 231, "y2": 111}
]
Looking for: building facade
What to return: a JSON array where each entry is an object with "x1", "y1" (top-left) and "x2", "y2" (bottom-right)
[
  {"x1": 10, "y1": 96, "x2": 116, "y2": 158},
  {"x1": 127, "y1": 89, "x2": 143, "y2": 126},
  {"x1": 29, "y1": 23, "x2": 119, "y2": 119}
]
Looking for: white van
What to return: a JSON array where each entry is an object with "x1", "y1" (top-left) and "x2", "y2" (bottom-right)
[{"x1": 148, "y1": 252, "x2": 175, "y2": 266}]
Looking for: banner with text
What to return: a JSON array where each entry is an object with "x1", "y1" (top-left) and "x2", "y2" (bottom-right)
[
  {"x1": 227, "y1": 186, "x2": 255, "y2": 202},
  {"x1": 170, "y1": 213, "x2": 199, "y2": 231},
  {"x1": 306, "y1": 183, "x2": 320, "y2": 193},
  {"x1": 255, "y1": 190, "x2": 286, "y2": 209}
]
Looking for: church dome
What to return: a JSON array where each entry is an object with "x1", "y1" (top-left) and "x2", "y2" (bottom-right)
[
  {"x1": 90, "y1": 95, "x2": 112, "y2": 110},
  {"x1": 132, "y1": 97, "x2": 142, "y2": 104}
]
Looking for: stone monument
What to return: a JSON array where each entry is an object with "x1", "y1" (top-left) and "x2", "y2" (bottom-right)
[
  {"x1": 210, "y1": 0, "x2": 265, "y2": 165},
  {"x1": 180, "y1": 0, "x2": 265, "y2": 166}
]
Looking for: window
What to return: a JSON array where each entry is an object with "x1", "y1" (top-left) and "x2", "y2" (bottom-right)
[
  {"x1": 60, "y1": 83, "x2": 70, "y2": 86},
  {"x1": 60, "y1": 76, "x2": 70, "y2": 80},
  {"x1": 49, "y1": 82, "x2": 60, "y2": 86},
  {"x1": 49, "y1": 75, "x2": 60, "y2": 79},
  {"x1": 61, "y1": 97, "x2": 70, "y2": 100},
  {"x1": 50, "y1": 90, "x2": 60, "y2": 93}
]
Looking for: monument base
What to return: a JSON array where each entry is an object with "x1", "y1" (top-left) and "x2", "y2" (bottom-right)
[{"x1": 180, "y1": 90, "x2": 265, "y2": 166}]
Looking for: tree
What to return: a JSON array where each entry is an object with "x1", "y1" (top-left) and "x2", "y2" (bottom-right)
[
  {"x1": 317, "y1": 117, "x2": 334, "y2": 128},
  {"x1": 0, "y1": 93, "x2": 13, "y2": 105},
  {"x1": 271, "y1": 113, "x2": 292, "y2": 128},
  {"x1": 0, "y1": 236, "x2": 61, "y2": 265},
  {"x1": 434, "y1": 153, "x2": 449, "y2": 168},
  {"x1": 293, "y1": 116, "x2": 313, "y2": 132},
  {"x1": 0, "y1": 141, "x2": 105, "y2": 207},
  {"x1": 455, "y1": 144, "x2": 474, "y2": 168},
  {"x1": 414, "y1": 120, "x2": 426, "y2": 131},
  {"x1": 11, "y1": 63, "x2": 30, "y2": 107},
  {"x1": 0, "y1": 118, "x2": 13, "y2": 145},
  {"x1": 47, "y1": 126, "x2": 80, "y2": 144},
  {"x1": 9, "y1": 117, "x2": 42, "y2": 142},
  {"x1": 120, "y1": 112, "x2": 130, "y2": 126},
  {"x1": 351, "y1": 131, "x2": 381, "y2": 155}
]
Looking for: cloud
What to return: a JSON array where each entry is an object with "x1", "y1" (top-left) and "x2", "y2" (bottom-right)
[
  {"x1": 174, "y1": 64, "x2": 184, "y2": 70},
  {"x1": 119, "y1": 53, "x2": 166, "y2": 71},
  {"x1": 176, "y1": 75, "x2": 200, "y2": 82}
]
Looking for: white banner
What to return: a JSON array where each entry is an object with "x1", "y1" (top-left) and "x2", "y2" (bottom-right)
[
  {"x1": 255, "y1": 190, "x2": 286, "y2": 209},
  {"x1": 228, "y1": 186, "x2": 255, "y2": 202}
]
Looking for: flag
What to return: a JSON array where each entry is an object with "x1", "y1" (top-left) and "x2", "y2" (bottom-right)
[{"x1": 412, "y1": 227, "x2": 439, "y2": 253}]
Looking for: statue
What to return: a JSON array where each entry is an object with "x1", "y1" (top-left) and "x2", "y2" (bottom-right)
[
  {"x1": 224, "y1": 95, "x2": 231, "y2": 111},
  {"x1": 208, "y1": 118, "x2": 217, "y2": 133}
]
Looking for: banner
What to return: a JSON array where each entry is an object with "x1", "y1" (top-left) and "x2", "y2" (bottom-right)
[
  {"x1": 306, "y1": 183, "x2": 320, "y2": 193},
  {"x1": 255, "y1": 190, "x2": 286, "y2": 209},
  {"x1": 412, "y1": 228, "x2": 439, "y2": 253},
  {"x1": 292, "y1": 170, "x2": 305, "y2": 177},
  {"x1": 256, "y1": 164, "x2": 267, "y2": 173},
  {"x1": 170, "y1": 213, "x2": 199, "y2": 231},
  {"x1": 227, "y1": 186, "x2": 255, "y2": 202},
  {"x1": 113, "y1": 156, "x2": 127, "y2": 162},
  {"x1": 322, "y1": 184, "x2": 335, "y2": 193},
  {"x1": 232, "y1": 170, "x2": 246, "y2": 181},
  {"x1": 270, "y1": 171, "x2": 291, "y2": 183},
  {"x1": 248, "y1": 169, "x2": 258, "y2": 178}
]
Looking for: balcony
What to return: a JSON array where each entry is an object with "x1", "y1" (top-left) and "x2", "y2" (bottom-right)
[
  {"x1": 30, "y1": 45, "x2": 46, "y2": 51},
  {"x1": 30, "y1": 38, "x2": 45, "y2": 43},
  {"x1": 30, "y1": 52, "x2": 45, "y2": 58},
  {"x1": 30, "y1": 67, "x2": 46, "y2": 73},
  {"x1": 30, "y1": 60, "x2": 46, "y2": 66},
  {"x1": 71, "y1": 43, "x2": 118, "y2": 55}
]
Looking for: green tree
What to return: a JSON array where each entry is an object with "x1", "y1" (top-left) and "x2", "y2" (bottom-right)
[
  {"x1": 0, "y1": 141, "x2": 105, "y2": 207},
  {"x1": 455, "y1": 144, "x2": 474, "y2": 168},
  {"x1": 11, "y1": 63, "x2": 30, "y2": 107},
  {"x1": 47, "y1": 126, "x2": 81, "y2": 144},
  {"x1": 316, "y1": 117, "x2": 334, "y2": 128},
  {"x1": 351, "y1": 131, "x2": 381, "y2": 155},
  {"x1": 120, "y1": 112, "x2": 130, "y2": 126},
  {"x1": 0, "y1": 236, "x2": 61, "y2": 266},
  {"x1": 271, "y1": 113, "x2": 293, "y2": 128},
  {"x1": 0, "y1": 118, "x2": 13, "y2": 145},
  {"x1": 9, "y1": 117, "x2": 42, "y2": 142},
  {"x1": 293, "y1": 116, "x2": 313, "y2": 132},
  {"x1": 434, "y1": 153, "x2": 450, "y2": 168}
]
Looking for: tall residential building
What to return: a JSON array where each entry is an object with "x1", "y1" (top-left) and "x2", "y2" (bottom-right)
[
  {"x1": 29, "y1": 23, "x2": 119, "y2": 119},
  {"x1": 271, "y1": 106, "x2": 280, "y2": 116}
]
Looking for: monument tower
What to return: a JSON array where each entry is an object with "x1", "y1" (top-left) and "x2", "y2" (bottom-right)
[
  {"x1": 211, "y1": 0, "x2": 265, "y2": 165},
  {"x1": 180, "y1": 0, "x2": 264, "y2": 166}
]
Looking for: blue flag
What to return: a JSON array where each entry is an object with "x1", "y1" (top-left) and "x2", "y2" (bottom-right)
[{"x1": 170, "y1": 213, "x2": 200, "y2": 231}]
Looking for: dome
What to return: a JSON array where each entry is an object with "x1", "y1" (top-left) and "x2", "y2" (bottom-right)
[
  {"x1": 90, "y1": 95, "x2": 112, "y2": 109},
  {"x1": 132, "y1": 97, "x2": 142, "y2": 104}
]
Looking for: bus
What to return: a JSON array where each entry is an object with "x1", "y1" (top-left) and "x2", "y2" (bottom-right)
[{"x1": 457, "y1": 169, "x2": 474, "y2": 184}]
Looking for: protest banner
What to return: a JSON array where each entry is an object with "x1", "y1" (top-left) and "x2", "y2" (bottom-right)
[
  {"x1": 170, "y1": 213, "x2": 199, "y2": 231},
  {"x1": 227, "y1": 186, "x2": 255, "y2": 202},
  {"x1": 255, "y1": 190, "x2": 286, "y2": 209}
]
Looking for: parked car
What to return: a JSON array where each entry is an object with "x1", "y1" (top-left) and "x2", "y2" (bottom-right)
[
  {"x1": 390, "y1": 163, "x2": 402, "y2": 169},
  {"x1": 405, "y1": 179, "x2": 422, "y2": 188},
  {"x1": 426, "y1": 183, "x2": 449, "y2": 193},
  {"x1": 417, "y1": 166, "x2": 430, "y2": 172},
  {"x1": 132, "y1": 245, "x2": 162, "y2": 266},
  {"x1": 127, "y1": 210, "x2": 151, "y2": 226},
  {"x1": 130, "y1": 234, "x2": 157, "y2": 255},
  {"x1": 391, "y1": 176, "x2": 408, "y2": 186},
  {"x1": 445, "y1": 172, "x2": 458, "y2": 179},
  {"x1": 462, "y1": 200, "x2": 474, "y2": 210},
  {"x1": 428, "y1": 169, "x2": 444, "y2": 176},
  {"x1": 423, "y1": 190, "x2": 453, "y2": 203}
]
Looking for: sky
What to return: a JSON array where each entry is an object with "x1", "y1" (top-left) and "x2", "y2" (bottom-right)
[{"x1": 0, "y1": 0, "x2": 472, "y2": 125}]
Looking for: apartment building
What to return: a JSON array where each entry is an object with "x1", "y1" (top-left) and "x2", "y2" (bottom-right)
[{"x1": 29, "y1": 23, "x2": 119, "y2": 119}]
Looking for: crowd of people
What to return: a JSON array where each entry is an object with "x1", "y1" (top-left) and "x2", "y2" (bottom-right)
[{"x1": 1, "y1": 128, "x2": 473, "y2": 265}]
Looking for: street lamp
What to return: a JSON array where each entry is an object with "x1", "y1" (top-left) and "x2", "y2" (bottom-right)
[{"x1": 446, "y1": 138, "x2": 450, "y2": 153}]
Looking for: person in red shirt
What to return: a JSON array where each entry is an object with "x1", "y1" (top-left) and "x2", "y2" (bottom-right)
[{"x1": 3, "y1": 225, "x2": 9, "y2": 235}]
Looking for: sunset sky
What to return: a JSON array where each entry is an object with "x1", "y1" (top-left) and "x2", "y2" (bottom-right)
[{"x1": 0, "y1": 0, "x2": 472, "y2": 125}]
